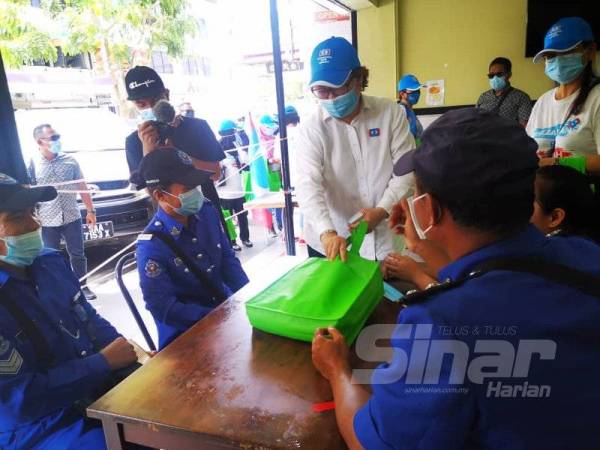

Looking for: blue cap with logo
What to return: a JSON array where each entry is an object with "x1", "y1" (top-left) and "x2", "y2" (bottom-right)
[
  {"x1": 132, "y1": 148, "x2": 213, "y2": 190},
  {"x1": 0, "y1": 173, "x2": 57, "y2": 212},
  {"x1": 397, "y1": 74, "x2": 423, "y2": 92},
  {"x1": 259, "y1": 114, "x2": 277, "y2": 127},
  {"x1": 309, "y1": 37, "x2": 361, "y2": 88},
  {"x1": 393, "y1": 108, "x2": 539, "y2": 201},
  {"x1": 218, "y1": 119, "x2": 237, "y2": 133},
  {"x1": 533, "y1": 17, "x2": 595, "y2": 63}
]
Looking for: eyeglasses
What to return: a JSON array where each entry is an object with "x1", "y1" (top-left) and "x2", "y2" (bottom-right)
[
  {"x1": 40, "y1": 134, "x2": 61, "y2": 142},
  {"x1": 487, "y1": 72, "x2": 505, "y2": 79},
  {"x1": 311, "y1": 79, "x2": 355, "y2": 100}
]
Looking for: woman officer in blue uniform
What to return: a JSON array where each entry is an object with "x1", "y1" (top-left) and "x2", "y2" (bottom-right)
[
  {"x1": 134, "y1": 148, "x2": 249, "y2": 349},
  {"x1": 0, "y1": 174, "x2": 138, "y2": 450}
]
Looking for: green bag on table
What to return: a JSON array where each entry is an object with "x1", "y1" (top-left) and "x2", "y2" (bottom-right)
[{"x1": 246, "y1": 222, "x2": 383, "y2": 344}]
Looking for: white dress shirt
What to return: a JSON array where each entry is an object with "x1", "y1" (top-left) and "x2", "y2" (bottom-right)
[{"x1": 296, "y1": 95, "x2": 415, "y2": 260}]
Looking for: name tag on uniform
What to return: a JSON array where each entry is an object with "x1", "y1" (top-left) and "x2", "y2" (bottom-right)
[
  {"x1": 369, "y1": 128, "x2": 381, "y2": 137},
  {"x1": 137, "y1": 233, "x2": 154, "y2": 241}
]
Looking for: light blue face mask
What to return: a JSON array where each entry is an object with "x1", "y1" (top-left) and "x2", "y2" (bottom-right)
[
  {"x1": 319, "y1": 88, "x2": 360, "y2": 119},
  {"x1": 163, "y1": 187, "x2": 205, "y2": 216},
  {"x1": 489, "y1": 75, "x2": 507, "y2": 91},
  {"x1": 49, "y1": 140, "x2": 62, "y2": 155},
  {"x1": 0, "y1": 229, "x2": 44, "y2": 267},
  {"x1": 545, "y1": 53, "x2": 585, "y2": 85}
]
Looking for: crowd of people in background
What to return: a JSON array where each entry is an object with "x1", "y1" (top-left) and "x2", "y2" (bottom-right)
[{"x1": 1, "y1": 12, "x2": 599, "y2": 450}]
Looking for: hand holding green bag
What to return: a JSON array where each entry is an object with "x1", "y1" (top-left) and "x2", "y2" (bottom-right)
[{"x1": 246, "y1": 221, "x2": 384, "y2": 344}]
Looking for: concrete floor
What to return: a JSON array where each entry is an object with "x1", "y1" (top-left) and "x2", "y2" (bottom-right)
[{"x1": 86, "y1": 220, "x2": 309, "y2": 351}]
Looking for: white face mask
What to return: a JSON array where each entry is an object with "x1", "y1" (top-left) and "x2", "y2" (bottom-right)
[{"x1": 407, "y1": 193, "x2": 432, "y2": 239}]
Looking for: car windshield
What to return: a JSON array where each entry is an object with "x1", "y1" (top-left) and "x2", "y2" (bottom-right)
[{"x1": 15, "y1": 108, "x2": 132, "y2": 161}]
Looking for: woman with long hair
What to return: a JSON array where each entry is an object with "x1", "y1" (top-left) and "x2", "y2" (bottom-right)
[{"x1": 526, "y1": 17, "x2": 600, "y2": 176}]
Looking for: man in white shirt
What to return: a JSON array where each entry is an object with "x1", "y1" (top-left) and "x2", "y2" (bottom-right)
[{"x1": 296, "y1": 37, "x2": 415, "y2": 261}]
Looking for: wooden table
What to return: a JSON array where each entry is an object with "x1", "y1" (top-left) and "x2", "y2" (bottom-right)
[{"x1": 88, "y1": 257, "x2": 405, "y2": 450}]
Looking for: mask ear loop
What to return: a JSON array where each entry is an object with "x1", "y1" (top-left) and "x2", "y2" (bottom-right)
[{"x1": 159, "y1": 190, "x2": 183, "y2": 212}]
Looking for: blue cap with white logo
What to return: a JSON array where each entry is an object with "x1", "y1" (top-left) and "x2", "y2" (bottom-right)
[
  {"x1": 259, "y1": 114, "x2": 277, "y2": 127},
  {"x1": 0, "y1": 173, "x2": 57, "y2": 212},
  {"x1": 309, "y1": 37, "x2": 361, "y2": 88},
  {"x1": 397, "y1": 74, "x2": 423, "y2": 92},
  {"x1": 218, "y1": 119, "x2": 237, "y2": 133},
  {"x1": 533, "y1": 17, "x2": 595, "y2": 63}
]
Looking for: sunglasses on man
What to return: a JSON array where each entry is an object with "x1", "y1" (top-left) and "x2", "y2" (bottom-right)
[{"x1": 40, "y1": 134, "x2": 61, "y2": 142}]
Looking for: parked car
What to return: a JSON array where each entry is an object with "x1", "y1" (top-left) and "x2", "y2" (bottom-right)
[{"x1": 15, "y1": 107, "x2": 153, "y2": 247}]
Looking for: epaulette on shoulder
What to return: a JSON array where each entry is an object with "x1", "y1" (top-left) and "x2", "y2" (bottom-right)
[{"x1": 403, "y1": 270, "x2": 485, "y2": 305}]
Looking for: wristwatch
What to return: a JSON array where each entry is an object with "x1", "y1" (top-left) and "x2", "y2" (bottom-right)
[{"x1": 88, "y1": 209, "x2": 97, "y2": 214}]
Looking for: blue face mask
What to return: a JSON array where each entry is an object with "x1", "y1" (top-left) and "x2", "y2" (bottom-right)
[
  {"x1": 163, "y1": 187, "x2": 205, "y2": 216},
  {"x1": 489, "y1": 75, "x2": 507, "y2": 91},
  {"x1": 49, "y1": 140, "x2": 62, "y2": 154},
  {"x1": 0, "y1": 229, "x2": 44, "y2": 267},
  {"x1": 407, "y1": 91, "x2": 420, "y2": 105},
  {"x1": 319, "y1": 89, "x2": 360, "y2": 119},
  {"x1": 545, "y1": 53, "x2": 585, "y2": 85}
]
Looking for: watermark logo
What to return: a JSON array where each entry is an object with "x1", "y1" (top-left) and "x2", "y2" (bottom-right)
[{"x1": 352, "y1": 324, "x2": 555, "y2": 398}]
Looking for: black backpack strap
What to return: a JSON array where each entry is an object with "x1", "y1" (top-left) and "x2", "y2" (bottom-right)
[
  {"x1": 473, "y1": 257, "x2": 600, "y2": 298},
  {"x1": 0, "y1": 287, "x2": 55, "y2": 368},
  {"x1": 404, "y1": 256, "x2": 600, "y2": 305},
  {"x1": 147, "y1": 231, "x2": 227, "y2": 302}
]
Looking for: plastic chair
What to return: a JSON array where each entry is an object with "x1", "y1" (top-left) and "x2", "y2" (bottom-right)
[{"x1": 115, "y1": 250, "x2": 157, "y2": 351}]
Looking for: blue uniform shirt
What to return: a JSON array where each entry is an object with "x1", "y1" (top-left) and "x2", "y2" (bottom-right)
[
  {"x1": 137, "y1": 202, "x2": 249, "y2": 349},
  {"x1": 354, "y1": 225, "x2": 600, "y2": 450},
  {"x1": 0, "y1": 249, "x2": 119, "y2": 450}
]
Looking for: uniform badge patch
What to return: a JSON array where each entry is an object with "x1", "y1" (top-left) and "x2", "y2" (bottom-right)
[
  {"x1": 369, "y1": 128, "x2": 381, "y2": 137},
  {"x1": 177, "y1": 150, "x2": 193, "y2": 166},
  {"x1": 0, "y1": 173, "x2": 17, "y2": 185},
  {"x1": 144, "y1": 259, "x2": 163, "y2": 278},
  {"x1": 0, "y1": 335, "x2": 10, "y2": 356},
  {"x1": 0, "y1": 349, "x2": 23, "y2": 375}
]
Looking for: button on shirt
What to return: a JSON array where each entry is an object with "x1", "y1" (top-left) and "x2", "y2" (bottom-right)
[
  {"x1": 0, "y1": 250, "x2": 119, "y2": 450},
  {"x1": 476, "y1": 86, "x2": 532, "y2": 124},
  {"x1": 354, "y1": 226, "x2": 600, "y2": 450},
  {"x1": 30, "y1": 154, "x2": 84, "y2": 227},
  {"x1": 136, "y1": 202, "x2": 249, "y2": 349},
  {"x1": 296, "y1": 95, "x2": 415, "y2": 260}
]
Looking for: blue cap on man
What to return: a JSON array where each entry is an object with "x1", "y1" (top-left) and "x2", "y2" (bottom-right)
[
  {"x1": 533, "y1": 17, "x2": 595, "y2": 63},
  {"x1": 309, "y1": 37, "x2": 361, "y2": 88},
  {"x1": 397, "y1": 74, "x2": 423, "y2": 92}
]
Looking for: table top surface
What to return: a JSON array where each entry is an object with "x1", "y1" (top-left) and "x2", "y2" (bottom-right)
[{"x1": 88, "y1": 256, "x2": 403, "y2": 450}]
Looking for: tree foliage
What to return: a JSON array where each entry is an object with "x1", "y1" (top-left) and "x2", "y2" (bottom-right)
[{"x1": 0, "y1": 0, "x2": 196, "y2": 69}]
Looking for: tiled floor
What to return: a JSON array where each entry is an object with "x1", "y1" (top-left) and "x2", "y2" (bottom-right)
[{"x1": 87, "y1": 221, "x2": 309, "y2": 351}]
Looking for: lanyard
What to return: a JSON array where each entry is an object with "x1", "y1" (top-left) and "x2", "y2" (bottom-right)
[{"x1": 547, "y1": 112, "x2": 572, "y2": 158}]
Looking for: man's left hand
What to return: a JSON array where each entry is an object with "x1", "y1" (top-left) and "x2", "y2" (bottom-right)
[
  {"x1": 86, "y1": 212, "x2": 97, "y2": 227},
  {"x1": 312, "y1": 327, "x2": 350, "y2": 380},
  {"x1": 349, "y1": 207, "x2": 388, "y2": 233}
]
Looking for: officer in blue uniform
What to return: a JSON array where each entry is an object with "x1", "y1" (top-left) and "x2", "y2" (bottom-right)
[
  {"x1": 0, "y1": 174, "x2": 138, "y2": 450},
  {"x1": 134, "y1": 148, "x2": 249, "y2": 349},
  {"x1": 311, "y1": 109, "x2": 600, "y2": 450}
]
